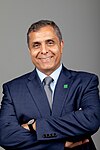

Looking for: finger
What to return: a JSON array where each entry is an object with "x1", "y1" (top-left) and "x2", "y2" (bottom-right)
[
  {"x1": 82, "y1": 139, "x2": 89, "y2": 144},
  {"x1": 65, "y1": 141, "x2": 73, "y2": 147},
  {"x1": 65, "y1": 139, "x2": 89, "y2": 148},
  {"x1": 69, "y1": 139, "x2": 89, "y2": 148},
  {"x1": 70, "y1": 141, "x2": 83, "y2": 148},
  {"x1": 21, "y1": 124, "x2": 29, "y2": 130}
]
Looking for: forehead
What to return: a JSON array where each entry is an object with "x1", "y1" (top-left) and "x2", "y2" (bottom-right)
[{"x1": 29, "y1": 26, "x2": 58, "y2": 42}]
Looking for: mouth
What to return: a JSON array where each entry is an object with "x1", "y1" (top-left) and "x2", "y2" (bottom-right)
[
  {"x1": 38, "y1": 56, "x2": 53, "y2": 63},
  {"x1": 38, "y1": 56, "x2": 53, "y2": 59}
]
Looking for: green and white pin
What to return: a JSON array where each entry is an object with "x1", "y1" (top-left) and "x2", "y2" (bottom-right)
[{"x1": 64, "y1": 84, "x2": 68, "y2": 88}]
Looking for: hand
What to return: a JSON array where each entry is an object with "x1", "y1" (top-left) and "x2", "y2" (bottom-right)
[
  {"x1": 21, "y1": 122, "x2": 36, "y2": 131},
  {"x1": 65, "y1": 139, "x2": 89, "y2": 148},
  {"x1": 32, "y1": 122, "x2": 36, "y2": 131},
  {"x1": 21, "y1": 123, "x2": 29, "y2": 130}
]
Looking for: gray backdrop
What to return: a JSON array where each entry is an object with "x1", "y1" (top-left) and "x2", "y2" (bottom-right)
[{"x1": 0, "y1": 0, "x2": 100, "y2": 149}]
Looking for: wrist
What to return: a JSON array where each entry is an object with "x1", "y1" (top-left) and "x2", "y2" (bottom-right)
[
  {"x1": 28, "y1": 119, "x2": 36, "y2": 132},
  {"x1": 32, "y1": 121, "x2": 36, "y2": 131}
]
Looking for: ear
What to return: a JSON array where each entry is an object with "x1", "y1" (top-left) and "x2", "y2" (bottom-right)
[
  {"x1": 60, "y1": 40, "x2": 64, "y2": 54},
  {"x1": 28, "y1": 47, "x2": 31, "y2": 54}
]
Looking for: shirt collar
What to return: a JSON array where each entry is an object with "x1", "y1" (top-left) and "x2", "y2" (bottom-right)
[{"x1": 36, "y1": 64, "x2": 62, "y2": 83}]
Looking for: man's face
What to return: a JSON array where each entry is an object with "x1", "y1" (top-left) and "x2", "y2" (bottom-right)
[{"x1": 28, "y1": 25, "x2": 64, "y2": 75}]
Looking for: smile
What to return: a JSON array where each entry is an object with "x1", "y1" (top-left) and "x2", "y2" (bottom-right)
[{"x1": 39, "y1": 56, "x2": 53, "y2": 59}]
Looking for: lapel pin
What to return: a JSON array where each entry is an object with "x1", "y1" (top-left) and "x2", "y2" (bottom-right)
[{"x1": 64, "y1": 84, "x2": 68, "y2": 88}]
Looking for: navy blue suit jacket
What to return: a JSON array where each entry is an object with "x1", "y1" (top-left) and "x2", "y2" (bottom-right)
[{"x1": 0, "y1": 66, "x2": 100, "y2": 150}]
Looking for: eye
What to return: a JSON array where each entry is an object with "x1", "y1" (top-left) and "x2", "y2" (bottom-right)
[
  {"x1": 32, "y1": 42, "x2": 40, "y2": 49},
  {"x1": 47, "y1": 40, "x2": 55, "y2": 46}
]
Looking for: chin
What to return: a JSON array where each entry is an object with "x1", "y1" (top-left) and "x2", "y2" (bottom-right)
[
  {"x1": 41, "y1": 64, "x2": 53, "y2": 69},
  {"x1": 41, "y1": 67, "x2": 52, "y2": 71}
]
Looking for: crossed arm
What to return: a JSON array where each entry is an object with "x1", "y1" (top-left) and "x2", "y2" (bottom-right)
[
  {"x1": 22, "y1": 121, "x2": 89, "y2": 148},
  {"x1": 22, "y1": 75, "x2": 100, "y2": 145},
  {"x1": 0, "y1": 75, "x2": 100, "y2": 149}
]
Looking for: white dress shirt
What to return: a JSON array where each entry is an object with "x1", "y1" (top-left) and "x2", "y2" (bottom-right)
[{"x1": 36, "y1": 64, "x2": 62, "y2": 99}]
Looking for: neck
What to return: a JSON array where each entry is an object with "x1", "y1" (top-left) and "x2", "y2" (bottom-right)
[{"x1": 39, "y1": 65, "x2": 61, "y2": 76}]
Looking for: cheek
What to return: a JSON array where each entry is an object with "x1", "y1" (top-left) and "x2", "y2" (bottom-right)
[
  {"x1": 53, "y1": 45, "x2": 62, "y2": 53},
  {"x1": 54, "y1": 48, "x2": 62, "y2": 58},
  {"x1": 29, "y1": 52, "x2": 37, "y2": 64},
  {"x1": 30, "y1": 50, "x2": 38, "y2": 58}
]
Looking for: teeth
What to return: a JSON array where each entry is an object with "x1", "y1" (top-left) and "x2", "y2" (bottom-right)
[
  {"x1": 40, "y1": 56, "x2": 51, "y2": 59},
  {"x1": 39, "y1": 56, "x2": 52, "y2": 62}
]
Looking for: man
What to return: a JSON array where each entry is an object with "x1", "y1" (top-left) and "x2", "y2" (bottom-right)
[{"x1": 0, "y1": 20, "x2": 100, "y2": 150}]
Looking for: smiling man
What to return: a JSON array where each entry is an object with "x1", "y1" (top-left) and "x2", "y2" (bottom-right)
[
  {"x1": 0, "y1": 20, "x2": 100, "y2": 150},
  {"x1": 28, "y1": 23, "x2": 63, "y2": 75}
]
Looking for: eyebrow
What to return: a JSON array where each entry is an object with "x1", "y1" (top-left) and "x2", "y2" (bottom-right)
[
  {"x1": 46, "y1": 39, "x2": 55, "y2": 42},
  {"x1": 32, "y1": 38, "x2": 55, "y2": 43},
  {"x1": 32, "y1": 41, "x2": 40, "y2": 44}
]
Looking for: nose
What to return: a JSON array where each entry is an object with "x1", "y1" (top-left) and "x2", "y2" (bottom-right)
[{"x1": 41, "y1": 43, "x2": 48, "y2": 54}]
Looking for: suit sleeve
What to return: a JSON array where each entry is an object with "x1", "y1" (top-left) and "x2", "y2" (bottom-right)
[
  {"x1": 0, "y1": 84, "x2": 37, "y2": 149},
  {"x1": 36, "y1": 75, "x2": 100, "y2": 141}
]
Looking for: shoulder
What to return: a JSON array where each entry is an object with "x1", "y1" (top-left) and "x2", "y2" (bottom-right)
[
  {"x1": 71, "y1": 70, "x2": 98, "y2": 79},
  {"x1": 3, "y1": 71, "x2": 34, "y2": 87},
  {"x1": 63, "y1": 66, "x2": 99, "y2": 83}
]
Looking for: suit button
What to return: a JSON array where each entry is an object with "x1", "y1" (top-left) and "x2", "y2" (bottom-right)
[
  {"x1": 50, "y1": 133, "x2": 57, "y2": 137},
  {"x1": 47, "y1": 134, "x2": 50, "y2": 137},
  {"x1": 50, "y1": 133, "x2": 53, "y2": 137},
  {"x1": 53, "y1": 133, "x2": 57, "y2": 137},
  {"x1": 43, "y1": 134, "x2": 46, "y2": 138},
  {"x1": 43, "y1": 133, "x2": 57, "y2": 138}
]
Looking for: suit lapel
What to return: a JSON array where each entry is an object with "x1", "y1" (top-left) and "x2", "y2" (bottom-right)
[
  {"x1": 26, "y1": 70, "x2": 51, "y2": 117},
  {"x1": 52, "y1": 67, "x2": 74, "y2": 117}
]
